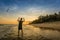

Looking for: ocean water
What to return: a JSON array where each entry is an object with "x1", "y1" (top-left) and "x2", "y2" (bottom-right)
[{"x1": 0, "y1": 24, "x2": 60, "y2": 40}]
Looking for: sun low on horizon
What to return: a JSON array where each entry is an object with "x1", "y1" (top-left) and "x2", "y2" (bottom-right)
[{"x1": 0, "y1": 0, "x2": 60, "y2": 24}]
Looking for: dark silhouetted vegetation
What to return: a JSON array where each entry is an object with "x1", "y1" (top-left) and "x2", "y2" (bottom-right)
[{"x1": 30, "y1": 12, "x2": 60, "y2": 24}]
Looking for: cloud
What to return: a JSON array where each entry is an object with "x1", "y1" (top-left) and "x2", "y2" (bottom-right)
[{"x1": 18, "y1": 7, "x2": 51, "y2": 16}]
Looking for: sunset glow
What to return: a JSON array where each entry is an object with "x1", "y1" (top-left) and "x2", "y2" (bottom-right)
[{"x1": 0, "y1": 0, "x2": 60, "y2": 24}]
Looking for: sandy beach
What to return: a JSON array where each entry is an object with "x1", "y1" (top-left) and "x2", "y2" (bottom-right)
[
  {"x1": 31, "y1": 21, "x2": 60, "y2": 31},
  {"x1": 0, "y1": 24, "x2": 60, "y2": 40},
  {"x1": 0, "y1": 25, "x2": 53, "y2": 40}
]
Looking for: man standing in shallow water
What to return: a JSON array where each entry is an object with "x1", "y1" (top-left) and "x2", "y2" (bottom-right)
[{"x1": 17, "y1": 17, "x2": 25, "y2": 39}]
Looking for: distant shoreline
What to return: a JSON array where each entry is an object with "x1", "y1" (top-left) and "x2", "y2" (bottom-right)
[{"x1": 31, "y1": 21, "x2": 60, "y2": 31}]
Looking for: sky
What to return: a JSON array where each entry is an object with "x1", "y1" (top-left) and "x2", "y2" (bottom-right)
[{"x1": 0, "y1": 0, "x2": 60, "y2": 24}]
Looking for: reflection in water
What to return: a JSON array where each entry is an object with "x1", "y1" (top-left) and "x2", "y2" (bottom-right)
[{"x1": 0, "y1": 25, "x2": 60, "y2": 40}]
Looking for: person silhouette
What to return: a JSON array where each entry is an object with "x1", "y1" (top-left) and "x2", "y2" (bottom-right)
[
  {"x1": 17, "y1": 17, "x2": 25, "y2": 40},
  {"x1": 18, "y1": 17, "x2": 25, "y2": 30}
]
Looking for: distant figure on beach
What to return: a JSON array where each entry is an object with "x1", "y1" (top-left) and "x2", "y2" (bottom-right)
[{"x1": 17, "y1": 17, "x2": 25, "y2": 30}]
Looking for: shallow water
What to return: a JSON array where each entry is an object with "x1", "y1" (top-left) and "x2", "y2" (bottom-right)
[{"x1": 0, "y1": 24, "x2": 60, "y2": 40}]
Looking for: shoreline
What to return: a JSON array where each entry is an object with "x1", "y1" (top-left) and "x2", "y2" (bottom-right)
[{"x1": 31, "y1": 21, "x2": 60, "y2": 31}]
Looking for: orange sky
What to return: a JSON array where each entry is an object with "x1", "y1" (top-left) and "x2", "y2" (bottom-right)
[
  {"x1": 0, "y1": 20, "x2": 30, "y2": 24},
  {"x1": 0, "y1": 15, "x2": 37, "y2": 24},
  {"x1": 0, "y1": 17, "x2": 32, "y2": 24}
]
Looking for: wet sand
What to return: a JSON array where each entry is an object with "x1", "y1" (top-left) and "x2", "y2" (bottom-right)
[
  {"x1": 0, "y1": 24, "x2": 60, "y2": 40},
  {"x1": 31, "y1": 21, "x2": 60, "y2": 31}
]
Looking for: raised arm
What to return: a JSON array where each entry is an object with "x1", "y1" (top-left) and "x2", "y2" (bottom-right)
[
  {"x1": 22, "y1": 18, "x2": 25, "y2": 22},
  {"x1": 17, "y1": 17, "x2": 21, "y2": 22}
]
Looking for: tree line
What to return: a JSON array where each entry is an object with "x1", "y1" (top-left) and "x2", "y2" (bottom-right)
[{"x1": 30, "y1": 12, "x2": 60, "y2": 24}]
